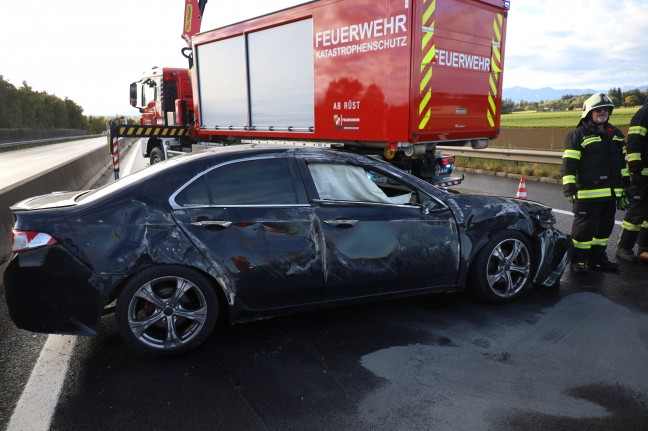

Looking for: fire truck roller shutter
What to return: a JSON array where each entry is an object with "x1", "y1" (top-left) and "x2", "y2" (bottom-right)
[
  {"x1": 247, "y1": 18, "x2": 314, "y2": 131},
  {"x1": 195, "y1": 19, "x2": 314, "y2": 132}
]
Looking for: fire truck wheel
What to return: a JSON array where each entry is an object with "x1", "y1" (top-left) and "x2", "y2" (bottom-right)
[
  {"x1": 383, "y1": 146, "x2": 397, "y2": 160},
  {"x1": 150, "y1": 147, "x2": 165, "y2": 164}
]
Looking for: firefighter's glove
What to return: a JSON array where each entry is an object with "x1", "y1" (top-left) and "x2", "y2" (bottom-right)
[
  {"x1": 564, "y1": 184, "x2": 578, "y2": 202},
  {"x1": 617, "y1": 190, "x2": 631, "y2": 211}
]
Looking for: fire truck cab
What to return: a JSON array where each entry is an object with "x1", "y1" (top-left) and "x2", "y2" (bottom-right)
[{"x1": 130, "y1": 67, "x2": 194, "y2": 163}]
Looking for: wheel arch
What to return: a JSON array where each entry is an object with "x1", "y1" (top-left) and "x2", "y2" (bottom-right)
[
  {"x1": 107, "y1": 263, "x2": 232, "y2": 323},
  {"x1": 466, "y1": 228, "x2": 535, "y2": 274}
]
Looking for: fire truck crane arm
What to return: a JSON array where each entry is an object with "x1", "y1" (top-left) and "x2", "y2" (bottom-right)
[{"x1": 182, "y1": 0, "x2": 208, "y2": 47}]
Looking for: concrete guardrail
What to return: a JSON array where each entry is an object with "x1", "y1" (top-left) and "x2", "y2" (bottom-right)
[{"x1": 0, "y1": 139, "x2": 132, "y2": 281}]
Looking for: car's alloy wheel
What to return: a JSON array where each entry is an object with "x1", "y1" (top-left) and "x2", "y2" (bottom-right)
[
  {"x1": 469, "y1": 230, "x2": 532, "y2": 303},
  {"x1": 116, "y1": 266, "x2": 218, "y2": 355}
]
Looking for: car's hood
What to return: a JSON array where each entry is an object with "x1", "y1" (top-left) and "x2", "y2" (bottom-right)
[{"x1": 10, "y1": 190, "x2": 89, "y2": 211}]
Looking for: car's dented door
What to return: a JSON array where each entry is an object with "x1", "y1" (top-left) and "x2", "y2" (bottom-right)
[
  {"x1": 298, "y1": 159, "x2": 460, "y2": 300},
  {"x1": 170, "y1": 156, "x2": 323, "y2": 310},
  {"x1": 315, "y1": 201, "x2": 459, "y2": 299}
]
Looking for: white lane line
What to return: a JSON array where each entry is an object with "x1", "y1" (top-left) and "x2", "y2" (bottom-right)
[
  {"x1": 7, "y1": 335, "x2": 77, "y2": 431},
  {"x1": 552, "y1": 208, "x2": 623, "y2": 226},
  {"x1": 6, "y1": 140, "x2": 142, "y2": 430},
  {"x1": 123, "y1": 139, "x2": 139, "y2": 176}
]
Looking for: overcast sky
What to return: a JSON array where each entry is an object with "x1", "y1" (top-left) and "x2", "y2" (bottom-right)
[{"x1": 1, "y1": 0, "x2": 646, "y2": 116}]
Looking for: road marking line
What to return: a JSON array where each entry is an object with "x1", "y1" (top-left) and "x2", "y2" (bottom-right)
[
  {"x1": 552, "y1": 208, "x2": 622, "y2": 226},
  {"x1": 123, "y1": 139, "x2": 139, "y2": 176},
  {"x1": 7, "y1": 335, "x2": 77, "y2": 431}
]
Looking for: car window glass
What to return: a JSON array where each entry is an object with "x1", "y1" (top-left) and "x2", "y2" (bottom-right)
[
  {"x1": 175, "y1": 176, "x2": 210, "y2": 206},
  {"x1": 205, "y1": 158, "x2": 298, "y2": 205},
  {"x1": 308, "y1": 163, "x2": 414, "y2": 204}
]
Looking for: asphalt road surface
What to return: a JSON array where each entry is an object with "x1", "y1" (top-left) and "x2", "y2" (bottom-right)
[{"x1": 1, "y1": 145, "x2": 647, "y2": 430}]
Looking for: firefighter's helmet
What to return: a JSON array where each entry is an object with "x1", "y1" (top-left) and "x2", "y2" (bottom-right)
[{"x1": 581, "y1": 93, "x2": 614, "y2": 119}]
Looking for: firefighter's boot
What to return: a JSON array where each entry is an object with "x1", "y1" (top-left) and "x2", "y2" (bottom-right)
[
  {"x1": 570, "y1": 259, "x2": 589, "y2": 273},
  {"x1": 590, "y1": 258, "x2": 620, "y2": 271},
  {"x1": 640, "y1": 251, "x2": 648, "y2": 264},
  {"x1": 617, "y1": 229, "x2": 640, "y2": 263},
  {"x1": 616, "y1": 247, "x2": 639, "y2": 263},
  {"x1": 590, "y1": 247, "x2": 619, "y2": 271}
]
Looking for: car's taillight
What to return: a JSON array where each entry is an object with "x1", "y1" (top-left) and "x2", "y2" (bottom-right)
[{"x1": 11, "y1": 230, "x2": 58, "y2": 253}]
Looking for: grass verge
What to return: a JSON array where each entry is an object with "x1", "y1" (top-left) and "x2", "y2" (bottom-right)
[{"x1": 454, "y1": 157, "x2": 561, "y2": 181}]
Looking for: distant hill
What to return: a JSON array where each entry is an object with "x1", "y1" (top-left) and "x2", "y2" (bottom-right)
[{"x1": 503, "y1": 85, "x2": 648, "y2": 103}]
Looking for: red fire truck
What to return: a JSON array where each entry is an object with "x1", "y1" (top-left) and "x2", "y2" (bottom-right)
[{"x1": 124, "y1": 0, "x2": 510, "y2": 186}]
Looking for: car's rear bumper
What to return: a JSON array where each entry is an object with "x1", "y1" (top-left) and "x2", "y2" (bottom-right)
[{"x1": 3, "y1": 245, "x2": 110, "y2": 336}]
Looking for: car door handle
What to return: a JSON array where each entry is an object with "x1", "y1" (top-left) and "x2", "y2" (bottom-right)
[
  {"x1": 324, "y1": 219, "x2": 359, "y2": 227},
  {"x1": 191, "y1": 220, "x2": 232, "y2": 228}
]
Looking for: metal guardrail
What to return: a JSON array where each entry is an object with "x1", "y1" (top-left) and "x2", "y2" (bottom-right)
[
  {"x1": 437, "y1": 146, "x2": 562, "y2": 165},
  {"x1": 0, "y1": 134, "x2": 104, "y2": 151}
]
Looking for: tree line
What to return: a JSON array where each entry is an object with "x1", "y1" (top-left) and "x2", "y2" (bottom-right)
[
  {"x1": 502, "y1": 87, "x2": 648, "y2": 114},
  {"x1": 0, "y1": 75, "x2": 137, "y2": 135}
]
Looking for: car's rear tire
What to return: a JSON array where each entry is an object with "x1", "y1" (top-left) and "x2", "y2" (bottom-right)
[
  {"x1": 116, "y1": 266, "x2": 218, "y2": 356},
  {"x1": 468, "y1": 230, "x2": 533, "y2": 303},
  {"x1": 150, "y1": 147, "x2": 164, "y2": 164}
]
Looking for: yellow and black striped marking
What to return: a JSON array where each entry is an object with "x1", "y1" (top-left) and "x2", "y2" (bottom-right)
[
  {"x1": 112, "y1": 125, "x2": 188, "y2": 138},
  {"x1": 486, "y1": 13, "x2": 504, "y2": 128},
  {"x1": 418, "y1": 0, "x2": 436, "y2": 131}
]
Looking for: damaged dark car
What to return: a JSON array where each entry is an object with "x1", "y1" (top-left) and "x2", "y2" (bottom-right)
[{"x1": 4, "y1": 146, "x2": 570, "y2": 355}]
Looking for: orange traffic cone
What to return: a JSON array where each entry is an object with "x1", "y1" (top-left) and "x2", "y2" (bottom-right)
[{"x1": 516, "y1": 176, "x2": 527, "y2": 199}]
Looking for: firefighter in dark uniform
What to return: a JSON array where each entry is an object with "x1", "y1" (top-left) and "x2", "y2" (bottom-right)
[
  {"x1": 616, "y1": 97, "x2": 648, "y2": 263},
  {"x1": 561, "y1": 93, "x2": 627, "y2": 272}
]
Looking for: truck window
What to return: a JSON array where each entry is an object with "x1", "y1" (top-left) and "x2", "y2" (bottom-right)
[{"x1": 143, "y1": 79, "x2": 157, "y2": 107}]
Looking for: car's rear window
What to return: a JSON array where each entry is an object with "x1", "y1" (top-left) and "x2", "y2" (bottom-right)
[
  {"x1": 77, "y1": 157, "x2": 182, "y2": 203},
  {"x1": 174, "y1": 158, "x2": 298, "y2": 206}
]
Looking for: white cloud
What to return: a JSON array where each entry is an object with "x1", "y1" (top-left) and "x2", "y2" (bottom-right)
[{"x1": 504, "y1": 0, "x2": 648, "y2": 90}]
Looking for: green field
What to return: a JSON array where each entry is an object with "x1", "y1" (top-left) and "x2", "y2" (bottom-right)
[
  {"x1": 501, "y1": 106, "x2": 640, "y2": 128},
  {"x1": 454, "y1": 106, "x2": 643, "y2": 180}
]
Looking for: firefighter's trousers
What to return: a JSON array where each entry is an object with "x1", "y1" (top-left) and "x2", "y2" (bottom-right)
[
  {"x1": 570, "y1": 199, "x2": 616, "y2": 263},
  {"x1": 618, "y1": 178, "x2": 648, "y2": 251}
]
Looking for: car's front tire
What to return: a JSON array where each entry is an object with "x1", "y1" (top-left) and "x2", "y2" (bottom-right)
[
  {"x1": 468, "y1": 230, "x2": 533, "y2": 303},
  {"x1": 116, "y1": 266, "x2": 218, "y2": 356}
]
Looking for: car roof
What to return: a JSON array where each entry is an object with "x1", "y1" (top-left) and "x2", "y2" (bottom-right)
[
  {"x1": 177, "y1": 143, "x2": 372, "y2": 166},
  {"x1": 192, "y1": 143, "x2": 342, "y2": 158}
]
